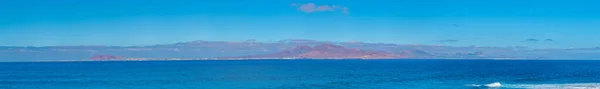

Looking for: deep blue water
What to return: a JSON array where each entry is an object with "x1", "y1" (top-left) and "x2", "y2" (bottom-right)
[{"x1": 2, "y1": 60, "x2": 600, "y2": 89}]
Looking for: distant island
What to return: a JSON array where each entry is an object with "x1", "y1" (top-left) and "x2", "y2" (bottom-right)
[
  {"x1": 2, "y1": 39, "x2": 579, "y2": 61},
  {"x1": 1, "y1": 39, "x2": 599, "y2": 61},
  {"x1": 90, "y1": 43, "x2": 401, "y2": 60}
]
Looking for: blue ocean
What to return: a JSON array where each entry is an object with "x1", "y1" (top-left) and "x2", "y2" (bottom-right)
[{"x1": 1, "y1": 60, "x2": 600, "y2": 89}]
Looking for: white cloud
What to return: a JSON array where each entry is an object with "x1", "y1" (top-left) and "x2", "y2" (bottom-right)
[{"x1": 291, "y1": 3, "x2": 349, "y2": 14}]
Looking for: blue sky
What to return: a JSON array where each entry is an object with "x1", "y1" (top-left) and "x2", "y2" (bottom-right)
[{"x1": 1, "y1": 0, "x2": 600, "y2": 48}]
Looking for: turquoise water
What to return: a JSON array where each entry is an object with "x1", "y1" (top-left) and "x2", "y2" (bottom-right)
[{"x1": 1, "y1": 60, "x2": 600, "y2": 89}]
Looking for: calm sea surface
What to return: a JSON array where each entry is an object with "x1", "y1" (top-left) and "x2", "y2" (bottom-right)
[{"x1": 1, "y1": 60, "x2": 600, "y2": 89}]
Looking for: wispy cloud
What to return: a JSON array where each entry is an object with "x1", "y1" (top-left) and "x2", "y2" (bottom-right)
[
  {"x1": 436, "y1": 39, "x2": 459, "y2": 43},
  {"x1": 290, "y1": 3, "x2": 349, "y2": 14},
  {"x1": 525, "y1": 39, "x2": 540, "y2": 43},
  {"x1": 524, "y1": 39, "x2": 554, "y2": 43}
]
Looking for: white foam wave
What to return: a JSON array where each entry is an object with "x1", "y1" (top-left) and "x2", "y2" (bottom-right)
[
  {"x1": 503, "y1": 83, "x2": 600, "y2": 89},
  {"x1": 465, "y1": 82, "x2": 502, "y2": 88},
  {"x1": 467, "y1": 82, "x2": 600, "y2": 89}
]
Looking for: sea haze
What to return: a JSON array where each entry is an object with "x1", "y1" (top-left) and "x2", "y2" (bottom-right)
[{"x1": 1, "y1": 60, "x2": 600, "y2": 89}]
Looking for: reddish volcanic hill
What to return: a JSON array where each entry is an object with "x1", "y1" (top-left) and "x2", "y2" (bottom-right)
[{"x1": 244, "y1": 44, "x2": 398, "y2": 59}]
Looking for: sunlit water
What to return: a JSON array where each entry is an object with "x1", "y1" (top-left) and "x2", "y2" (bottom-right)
[{"x1": 1, "y1": 60, "x2": 600, "y2": 89}]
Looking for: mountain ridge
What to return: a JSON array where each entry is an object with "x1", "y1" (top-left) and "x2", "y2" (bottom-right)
[{"x1": 238, "y1": 44, "x2": 399, "y2": 59}]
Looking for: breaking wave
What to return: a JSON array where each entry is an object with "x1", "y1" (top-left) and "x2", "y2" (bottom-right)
[
  {"x1": 465, "y1": 82, "x2": 502, "y2": 88},
  {"x1": 503, "y1": 83, "x2": 600, "y2": 89},
  {"x1": 467, "y1": 82, "x2": 600, "y2": 89}
]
